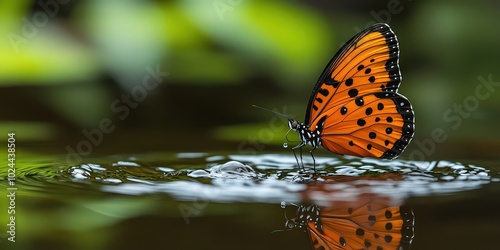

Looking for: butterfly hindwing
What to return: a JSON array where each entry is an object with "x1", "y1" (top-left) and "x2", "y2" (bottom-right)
[
  {"x1": 308, "y1": 225, "x2": 346, "y2": 250},
  {"x1": 320, "y1": 92, "x2": 414, "y2": 159}
]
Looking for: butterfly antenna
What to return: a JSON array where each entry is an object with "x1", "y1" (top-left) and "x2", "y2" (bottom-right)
[
  {"x1": 270, "y1": 210, "x2": 293, "y2": 234},
  {"x1": 283, "y1": 210, "x2": 290, "y2": 221},
  {"x1": 270, "y1": 228, "x2": 291, "y2": 234},
  {"x1": 252, "y1": 105, "x2": 293, "y2": 120},
  {"x1": 252, "y1": 105, "x2": 302, "y2": 144}
]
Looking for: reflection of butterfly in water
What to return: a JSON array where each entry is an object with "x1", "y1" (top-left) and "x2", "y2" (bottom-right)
[
  {"x1": 264, "y1": 23, "x2": 415, "y2": 170},
  {"x1": 284, "y1": 202, "x2": 414, "y2": 250}
]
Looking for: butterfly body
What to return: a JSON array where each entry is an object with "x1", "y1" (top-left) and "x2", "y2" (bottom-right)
[
  {"x1": 289, "y1": 23, "x2": 415, "y2": 168},
  {"x1": 288, "y1": 119, "x2": 323, "y2": 149}
]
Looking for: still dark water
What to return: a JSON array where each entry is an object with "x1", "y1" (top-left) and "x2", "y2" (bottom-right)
[{"x1": 1, "y1": 152, "x2": 500, "y2": 250}]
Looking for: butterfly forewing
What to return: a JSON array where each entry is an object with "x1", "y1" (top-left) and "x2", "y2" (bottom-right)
[
  {"x1": 307, "y1": 24, "x2": 400, "y2": 125},
  {"x1": 305, "y1": 23, "x2": 413, "y2": 159}
]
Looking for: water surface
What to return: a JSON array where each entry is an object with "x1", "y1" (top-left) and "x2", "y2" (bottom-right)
[{"x1": 1, "y1": 152, "x2": 499, "y2": 250}]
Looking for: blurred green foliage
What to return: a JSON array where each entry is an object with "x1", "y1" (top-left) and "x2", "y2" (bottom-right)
[{"x1": 0, "y1": 0, "x2": 499, "y2": 159}]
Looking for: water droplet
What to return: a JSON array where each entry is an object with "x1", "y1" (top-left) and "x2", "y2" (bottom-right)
[{"x1": 283, "y1": 142, "x2": 288, "y2": 148}]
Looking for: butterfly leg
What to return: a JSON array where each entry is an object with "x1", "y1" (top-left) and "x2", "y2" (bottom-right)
[
  {"x1": 292, "y1": 142, "x2": 306, "y2": 172},
  {"x1": 309, "y1": 147, "x2": 317, "y2": 173},
  {"x1": 299, "y1": 147, "x2": 304, "y2": 170}
]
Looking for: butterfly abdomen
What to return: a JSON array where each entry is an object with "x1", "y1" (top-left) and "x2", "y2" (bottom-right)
[{"x1": 296, "y1": 123, "x2": 322, "y2": 148}]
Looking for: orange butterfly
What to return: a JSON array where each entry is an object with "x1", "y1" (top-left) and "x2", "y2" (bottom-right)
[
  {"x1": 284, "y1": 198, "x2": 414, "y2": 250},
  {"x1": 281, "y1": 23, "x2": 414, "y2": 169}
]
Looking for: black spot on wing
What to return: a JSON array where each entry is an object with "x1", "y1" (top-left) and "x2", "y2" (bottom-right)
[
  {"x1": 345, "y1": 78, "x2": 353, "y2": 86},
  {"x1": 357, "y1": 119, "x2": 366, "y2": 126},
  {"x1": 318, "y1": 88, "x2": 329, "y2": 97},
  {"x1": 368, "y1": 215, "x2": 376, "y2": 226},
  {"x1": 348, "y1": 88, "x2": 358, "y2": 97},
  {"x1": 325, "y1": 79, "x2": 340, "y2": 88},
  {"x1": 355, "y1": 97, "x2": 364, "y2": 106},
  {"x1": 340, "y1": 106, "x2": 348, "y2": 115},
  {"x1": 377, "y1": 102, "x2": 384, "y2": 110}
]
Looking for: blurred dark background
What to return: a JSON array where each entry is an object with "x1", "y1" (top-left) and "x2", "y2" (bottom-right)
[{"x1": 1, "y1": 0, "x2": 500, "y2": 160}]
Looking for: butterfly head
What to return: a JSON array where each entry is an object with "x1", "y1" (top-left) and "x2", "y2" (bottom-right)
[
  {"x1": 288, "y1": 119, "x2": 301, "y2": 131},
  {"x1": 281, "y1": 202, "x2": 304, "y2": 231},
  {"x1": 287, "y1": 119, "x2": 311, "y2": 146},
  {"x1": 284, "y1": 218, "x2": 298, "y2": 230}
]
